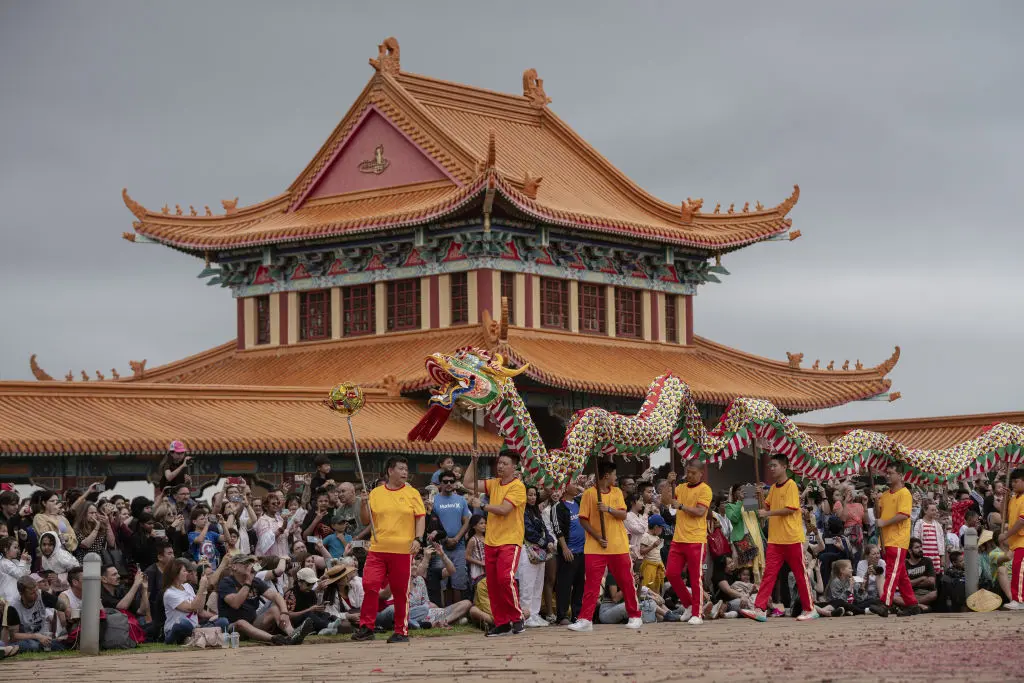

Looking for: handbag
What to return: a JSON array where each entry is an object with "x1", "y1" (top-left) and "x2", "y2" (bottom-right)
[
  {"x1": 707, "y1": 527, "x2": 730, "y2": 558},
  {"x1": 734, "y1": 533, "x2": 758, "y2": 564},
  {"x1": 526, "y1": 543, "x2": 548, "y2": 564},
  {"x1": 185, "y1": 626, "x2": 225, "y2": 648}
]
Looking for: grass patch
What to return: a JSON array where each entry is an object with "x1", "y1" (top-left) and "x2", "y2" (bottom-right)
[{"x1": 10, "y1": 624, "x2": 481, "y2": 661}]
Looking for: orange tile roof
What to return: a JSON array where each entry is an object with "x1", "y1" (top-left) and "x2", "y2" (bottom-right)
[
  {"x1": 797, "y1": 411, "x2": 1024, "y2": 451},
  {"x1": 0, "y1": 381, "x2": 501, "y2": 457},
  {"x1": 122, "y1": 39, "x2": 798, "y2": 252},
  {"x1": 113, "y1": 323, "x2": 895, "y2": 413}
]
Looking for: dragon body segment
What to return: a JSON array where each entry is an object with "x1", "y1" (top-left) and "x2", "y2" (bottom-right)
[{"x1": 409, "y1": 347, "x2": 1024, "y2": 487}]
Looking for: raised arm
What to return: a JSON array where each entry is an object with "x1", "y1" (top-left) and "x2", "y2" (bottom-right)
[{"x1": 462, "y1": 454, "x2": 487, "y2": 495}]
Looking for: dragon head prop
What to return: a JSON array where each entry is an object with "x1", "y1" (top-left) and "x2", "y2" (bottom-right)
[{"x1": 407, "y1": 347, "x2": 527, "y2": 442}]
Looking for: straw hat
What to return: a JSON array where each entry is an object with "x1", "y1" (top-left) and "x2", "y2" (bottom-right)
[
  {"x1": 320, "y1": 563, "x2": 356, "y2": 586},
  {"x1": 966, "y1": 589, "x2": 1002, "y2": 613},
  {"x1": 978, "y1": 529, "x2": 994, "y2": 546}
]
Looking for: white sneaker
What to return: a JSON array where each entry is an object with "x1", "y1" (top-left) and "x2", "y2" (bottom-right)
[
  {"x1": 567, "y1": 619, "x2": 593, "y2": 632},
  {"x1": 625, "y1": 617, "x2": 643, "y2": 629},
  {"x1": 677, "y1": 606, "x2": 692, "y2": 622},
  {"x1": 526, "y1": 615, "x2": 548, "y2": 627},
  {"x1": 1002, "y1": 600, "x2": 1024, "y2": 610},
  {"x1": 724, "y1": 611, "x2": 738, "y2": 619},
  {"x1": 687, "y1": 616, "x2": 703, "y2": 625}
]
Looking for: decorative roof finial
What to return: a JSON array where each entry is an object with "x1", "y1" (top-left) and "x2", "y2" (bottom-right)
[
  {"x1": 189, "y1": 205, "x2": 197, "y2": 217},
  {"x1": 522, "y1": 68, "x2": 551, "y2": 107},
  {"x1": 111, "y1": 368, "x2": 120, "y2": 380},
  {"x1": 742, "y1": 202, "x2": 750, "y2": 213},
  {"x1": 812, "y1": 359, "x2": 820, "y2": 370},
  {"x1": 826, "y1": 360, "x2": 834, "y2": 371},
  {"x1": 222, "y1": 197, "x2": 239, "y2": 215},
  {"x1": 875, "y1": 346, "x2": 901, "y2": 375},
  {"x1": 204, "y1": 206, "x2": 212, "y2": 216},
  {"x1": 80, "y1": 370, "x2": 90, "y2": 381},
  {"x1": 95, "y1": 370, "x2": 105, "y2": 381},
  {"x1": 713, "y1": 203, "x2": 721, "y2": 214},
  {"x1": 680, "y1": 198, "x2": 703, "y2": 224},
  {"x1": 786, "y1": 352, "x2": 803, "y2": 369},
  {"x1": 755, "y1": 201, "x2": 764, "y2": 211},
  {"x1": 888, "y1": 391, "x2": 902, "y2": 402},
  {"x1": 121, "y1": 188, "x2": 148, "y2": 220},
  {"x1": 522, "y1": 172, "x2": 542, "y2": 199},
  {"x1": 776, "y1": 184, "x2": 800, "y2": 215},
  {"x1": 842, "y1": 360, "x2": 849, "y2": 370},
  {"x1": 130, "y1": 359, "x2": 147, "y2": 379},
  {"x1": 161, "y1": 204, "x2": 170, "y2": 215},
  {"x1": 175, "y1": 204, "x2": 183, "y2": 216},
  {"x1": 855, "y1": 359, "x2": 863, "y2": 370},
  {"x1": 727, "y1": 203, "x2": 735, "y2": 214},
  {"x1": 788, "y1": 229, "x2": 802, "y2": 241},
  {"x1": 29, "y1": 354, "x2": 54, "y2": 381},
  {"x1": 369, "y1": 37, "x2": 401, "y2": 76},
  {"x1": 65, "y1": 371, "x2": 73, "y2": 382}
]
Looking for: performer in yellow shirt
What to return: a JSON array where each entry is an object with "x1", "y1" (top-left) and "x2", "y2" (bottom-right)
[
  {"x1": 464, "y1": 449, "x2": 527, "y2": 637},
  {"x1": 740, "y1": 453, "x2": 818, "y2": 622},
  {"x1": 998, "y1": 468, "x2": 1024, "y2": 610},
  {"x1": 353, "y1": 456, "x2": 425, "y2": 643},
  {"x1": 872, "y1": 462, "x2": 920, "y2": 615},
  {"x1": 568, "y1": 460, "x2": 642, "y2": 632},
  {"x1": 662, "y1": 460, "x2": 712, "y2": 624}
]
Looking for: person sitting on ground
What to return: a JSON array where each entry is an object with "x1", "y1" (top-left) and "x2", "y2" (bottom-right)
[
  {"x1": 100, "y1": 565, "x2": 155, "y2": 641},
  {"x1": 162, "y1": 557, "x2": 229, "y2": 644},
  {"x1": 284, "y1": 567, "x2": 332, "y2": 633},
  {"x1": 387, "y1": 542, "x2": 472, "y2": 631},
  {"x1": 937, "y1": 550, "x2": 967, "y2": 612},
  {"x1": 855, "y1": 544, "x2": 886, "y2": 603},
  {"x1": 469, "y1": 576, "x2": 493, "y2": 629},
  {"x1": 637, "y1": 515, "x2": 666, "y2": 593},
  {"x1": 595, "y1": 570, "x2": 656, "y2": 625},
  {"x1": 825, "y1": 559, "x2": 888, "y2": 617},
  {"x1": 896, "y1": 537, "x2": 937, "y2": 611},
  {"x1": 32, "y1": 491, "x2": 77, "y2": 554},
  {"x1": 218, "y1": 554, "x2": 312, "y2": 645},
  {"x1": 7, "y1": 575, "x2": 63, "y2": 651},
  {"x1": 56, "y1": 566, "x2": 84, "y2": 633},
  {"x1": 317, "y1": 559, "x2": 364, "y2": 634}
]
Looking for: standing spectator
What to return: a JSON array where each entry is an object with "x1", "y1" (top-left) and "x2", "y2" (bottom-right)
[
  {"x1": 569, "y1": 460, "x2": 641, "y2": 632},
  {"x1": 32, "y1": 491, "x2": 77, "y2": 553},
  {"x1": 157, "y1": 441, "x2": 192, "y2": 492},
  {"x1": 913, "y1": 502, "x2": 946, "y2": 574},
  {"x1": 624, "y1": 495, "x2": 647, "y2": 560},
  {"x1": 434, "y1": 473, "x2": 472, "y2": 604},
  {"x1": 309, "y1": 455, "x2": 333, "y2": 494},
  {"x1": 0, "y1": 490, "x2": 20, "y2": 538},
  {"x1": 984, "y1": 480, "x2": 1006, "y2": 521},
  {"x1": 519, "y1": 486, "x2": 554, "y2": 628},
  {"x1": 254, "y1": 491, "x2": 290, "y2": 558},
  {"x1": 552, "y1": 479, "x2": 586, "y2": 626},
  {"x1": 637, "y1": 515, "x2": 666, "y2": 593},
  {"x1": 463, "y1": 449, "x2": 527, "y2": 638},
  {"x1": 465, "y1": 514, "x2": 487, "y2": 590},
  {"x1": 354, "y1": 456, "x2": 425, "y2": 644},
  {"x1": 873, "y1": 464, "x2": 920, "y2": 616},
  {"x1": 998, "y1": 468, "x2": 1024, "y2": 610},
  {"x1": 0, "y1": 537, "x2": 31, "y2": 601},
  {"x1": 662, "y1": 462, "x2": 712, "y2": 625},
  {"x1": 7, "y1": 576, "x2": 64, "y2": 652},
  {"x1": 170, "y1": 485, "x2": 196, "y2": 517}
]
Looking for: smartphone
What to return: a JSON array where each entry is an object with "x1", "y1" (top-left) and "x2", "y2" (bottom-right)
[
  {"x1": 349, "y1": 540, "x2": 369, "y2": 549},
  {"x1": 229, "y1": 495, "x2": 242, "y2": 503},
  {"x1": 306, "y1": 536, "x2": 319, "y2": 544},
  {"x1": 94, "y1": 484, "x2": 106, "y2": 493},
  {"x1": 152, "y1": 529, "x2": 166, "y2": 538}
]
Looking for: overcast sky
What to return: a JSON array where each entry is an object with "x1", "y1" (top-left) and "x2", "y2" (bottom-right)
[{"x1": 2, "y1": 1, "x2": 1021, "y2": 425}]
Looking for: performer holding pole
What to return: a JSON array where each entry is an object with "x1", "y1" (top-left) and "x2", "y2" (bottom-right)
[
  {"x1": 569, "y1": 459, "x2": 641, "y2": 631},
  {"x1": 740, "y1": 453, "x2": 821, "y2": 622},
  {"x1": 874, "y1": 462, "x2": 920, "y2": 616},
  {"x1": 998, "y1": 467, "x2": 1024, "y2": 610},
  {"x1": 352, "y1": 455, "x2": 425, "y2": 643},
  {"x1": 464, "y1": 448, "x2": 527, "y2": 637},
  {"x1": 662, "y1": 460, "x2": 712, "y2": 624}
]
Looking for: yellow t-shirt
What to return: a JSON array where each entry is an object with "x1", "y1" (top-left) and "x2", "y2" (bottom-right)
[
  {"x1": 1008, "y1": 493, "x2": 1024, "y2": 551},
  {"x1": 473, "y1": 577, "x2": 491, "y2": 617},
  {"x1": 579, "y1": 486, "x2": 630, "y2": 555},
  {"x1": 672, "y1": 482, "x2": 712, "y2": 544},
  {"x1": 484, "y1": 478, "x2": 527, "y2": 548},
  {"x1": 368, "y1": 483, "x2": 426, "y2": 554},
  {"x1": 878, "y1": 486, "x2": 912, "y2": 549},
  {"x1": 765, "y1": 479, "x2": 805, "y2": 545}
]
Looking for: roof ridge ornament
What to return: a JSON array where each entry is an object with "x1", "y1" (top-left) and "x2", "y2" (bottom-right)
[
  {"x1": 522, "y1": 172, "x2": 542, "y2": 199},
  {"x1": 776, "y1": 184, "x2": 800, "y2": 215},
  {"x1": 875, "y1": 346, "x2": 901, "y2": 375},
  {"x1": 121, "y1": 188, "x2": 148, "y2": 220},
  {"x1": 786, "y1": 352, "x2": 803, "y2": 369},
  {"x1": 29, "y1": 354, "x2": 54, "y2": 381},
  {"x1": 680, "y1": 198, "x2": 703, "y2": 224},
  {"x1": 522, "y1": 68, "x2": 551, "y2": 107},
  {"x1": 222, "y1": 197, "x2": 239, "y2": 215},
  {"x1": 369, "y1": 37, "x2": 401, "y2": 76}
]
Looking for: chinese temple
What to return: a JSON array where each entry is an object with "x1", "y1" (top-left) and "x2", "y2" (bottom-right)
[{"x1": 7, "y1": 37, "x2": 1007, "y2": 493}]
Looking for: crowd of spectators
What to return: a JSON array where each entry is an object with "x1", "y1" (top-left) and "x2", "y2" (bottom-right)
[{"x1": 0, "y1": 441, "x2": 1020, "y2": 659}]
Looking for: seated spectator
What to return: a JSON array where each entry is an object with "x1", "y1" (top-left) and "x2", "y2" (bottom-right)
[
  {"x1": 7, "y1": 575, "x2": 64, "y2": 651},
  {"x1": 217, "y1": 554, "x2": 311, "y2": 645},
  {"x1": 162, "y1": 557, "x2": 228, "y2": 644},
  {"x1": 56, "y1": 566, "x2": 83, "y2": 632},
  {"x1": 637, "y1": 515, "x2": 666, "y2": 593},
  {"x1": 825, "y1": 559, "x2": 888, "y2": 617},
  {"x1": 32, "y1": 490, "x2": 77, "y2": 554},
  {"x1": 284, "y1": 567, "x2": 333, "y2": 633},
  {"x1": 0, "y1": 536, "x2": 31, "y2": 601},
  {"x1": 38, "y1": 531, "x2": 79, "y2": 577},
  {"x1": 72, "y1": 503, "x2": 116, "y2": 564},
  {"x1": 897, "y1": 538, "x2": 937, "y2": 611},
  {"x1": 855, "y1": 544, "x2": 886, "y2": 603},
  {"x1": 145, "y1": 539, "x2": 175, "y2": 628},
  {"x1": 100, "y1": 565, "x2": 156, "y2": 641},
  {"x1": 470, "y1": 576, "x2": 493, "y2": 629},
  {"x1": 318, "y1": 560, "x2": 364, "y2": 634},
  {"x1": 33, "y1": 571, "x2": 60, "y2": 609},
  {"x1": 937, "y1": 550, "x2": 966, "y2": 612},
  {"x1": 595, "y1": 571, "x2": 656, "y2": 624}
]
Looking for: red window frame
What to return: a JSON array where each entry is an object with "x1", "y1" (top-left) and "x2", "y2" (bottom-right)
[
  {"x1": 450, "y1": 272, "x2": 468, "y2": 325},
  {"x1": 255, "y1": 295, "x2": 271, "y2": 345},
  {"x1": 578, "y1": 283, "x2": 606, "y2": 335},
  {"x1": 387, "y1": 279, "x2": 421, "y2": 331},
  {"x1": 664, "y1": 294, "x2": 677, "y2": 343},
  {"x1": 500, "y1": 272, "x2": 516, "y2": 325},
  {"x1": 539, "y1": 278, "x2": 569, "y2": 330},
  {"x1": 615, "y1": 288, "x2": 642, "y2": 339},
  {"x1": 298, "y1": 289, "x2": 331, "y2": 341},
  {"x1": 342, "y1": 284, "x2": 375, "y2": 337}
]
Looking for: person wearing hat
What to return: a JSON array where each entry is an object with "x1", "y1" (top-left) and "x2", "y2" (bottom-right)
[
  {"x1": 217, "y1": 554, "x2": 314, "y2": 646},
  {"x1": 741, "y1": 453, "x2": 819, "y2": 623},
  {"x1": 352, "y1": 456, "x2": 425, "y2": 644},
  {"x1": 997, "y1": 468, "x2": 1024, "y2": 610},
  {"x1": 284, "y1": 567, "x2": 332, "y2": 633},
  {"x1": 157, "y1": 441, "x2": 192, "y2": 492},
  {"x1": 638, "y1": 515, "x2": 667, "y2": 594}
]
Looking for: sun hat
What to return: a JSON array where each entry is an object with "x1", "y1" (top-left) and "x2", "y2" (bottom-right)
[
  {"x1": 168, "y1": 440, "x2": 188, "y2": 454},
  {"x1": 966, "y1": 589, "x2": 1002, "y2": 613},
  {"x1": 320, "y1": 563, "x2": 356, "y2": 586},
  {"x1": 229, "y1": 554, "x2": 258, "y2": 566},
  {"x1": 978, "y1": 529, "x2": 994, "y2": 546},
  {"x1": 296, "y1": 568, "x2": 318, "y2": 585}
]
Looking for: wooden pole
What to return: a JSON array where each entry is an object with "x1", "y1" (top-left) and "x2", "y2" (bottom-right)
[
  {"x1": 752, "y1": 438, "x2": 763, "y2": 507},
  {"x1": 1001, "y1": 462, "x2": 1013, "y2": 534},
  {"x1": 472, "y1": 414, "x2": 479, "y2": 500},
  {"x1": 346, "y1": 416, "x2": 377, "y2": 542},
  {"x1": 594, "y1": 453, "x2": 606, "y2": 541}
]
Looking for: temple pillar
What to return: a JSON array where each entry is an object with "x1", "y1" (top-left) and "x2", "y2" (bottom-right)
[
  {"x1": 270, "y1": 293, "x2": 282, "y2": 346},
  {"x1": 467, "y1": 271, "x2": 479, "y2": 324},
  {"x1": 287, "y1": 292, "x2": 299, "y2": 342},
  {"x1": 374, "y1": 282, "x2": 386, "y2": 335},
  {"x1": 420, "y1": 276, "x2": 430, "y2": 330},
  {"x1": 515, "y1": 273, "x2": 526, "y2": 327},
  {"x1": 606, "y1": 286, "x2": 616, "y2": 337},
  {"x1": 653, "y1": 292, "x2": 665, "y2": 342},
  {"x1": 331, "y1": 287, "x2": 342, "y2": 339},
  {"x1": 476, "y1": 269, "x2": 493, "y2": 320},
  {"x1": 243, "y1": 297, "x2": 256, "y2": 348},
  {"x1": 641, "y1": 291, "x2": 652, "y2": 341},
  {"x1": 684, "y1": 294, "x2": 694, "y2": 345},
  {"x1": 438, "y1": 274, "x2": 451, "y2": 327},
  {"x1": 527, "y1": 275, "x2": 539, "y2": 328},
  {"x1": 568, "y1": 280, "x2": 580, "y2": 333}
]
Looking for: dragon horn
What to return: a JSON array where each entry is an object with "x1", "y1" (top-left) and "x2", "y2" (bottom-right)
[{"x1": 490, "y1": 354, "x2": 529, "y2": 378}]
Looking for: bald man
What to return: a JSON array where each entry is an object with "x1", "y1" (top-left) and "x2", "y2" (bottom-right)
[{"x1": 336, "y1": 482, "x2": 368, "y2": 540}]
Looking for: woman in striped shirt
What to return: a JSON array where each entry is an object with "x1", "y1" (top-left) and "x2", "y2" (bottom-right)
[{"x1": 913, "y1": 501, "x2": 945, "y2": 573}]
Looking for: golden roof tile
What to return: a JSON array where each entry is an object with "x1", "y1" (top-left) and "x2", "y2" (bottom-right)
[
  {"x1": 797, "y1": 411, "x2": 1024, "y2": 451},
  {"x1": 0, "y1": 382, "x2": 501, "y2": 457}
]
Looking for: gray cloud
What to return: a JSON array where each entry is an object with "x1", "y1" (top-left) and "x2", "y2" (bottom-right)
[{"x1": 2, "y1": 1, "x2": 1021, "y2": 425}]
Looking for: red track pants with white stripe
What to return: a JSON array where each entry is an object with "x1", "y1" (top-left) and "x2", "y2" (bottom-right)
[
  {"x1": 579, "y1": 553, "x2": 640, "y2": 622},
  {"x1": 360, "y1": 551, "x2": 413, "y2": 636},
  {"x1": 485, "y1": 544, "x2": 523, "y2": 627},
  {"x1": 881, "y1": 545, "x2": 917, "y2": 607},
  {"x1": 666, "y1": 541, "x2": 705, "y2": 610},
  {"x1": 755, "y1": 542, "x2": 814, "y2": 612},
  {"x1": 1012, "y1": 547, "x2": 1024, "y2": 603}
]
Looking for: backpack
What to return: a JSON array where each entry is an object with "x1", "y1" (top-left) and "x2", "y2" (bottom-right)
[{"x1": 100, "y1": 609, "x2": 137, "y2": 650}]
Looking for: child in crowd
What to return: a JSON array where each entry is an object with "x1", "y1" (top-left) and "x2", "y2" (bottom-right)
[
  {"x1": 826, "y1": 559, "x2": 888, "y2": 617},
  {"x1": 637, "y1": 515, "x2": 666, "y2": 593}
]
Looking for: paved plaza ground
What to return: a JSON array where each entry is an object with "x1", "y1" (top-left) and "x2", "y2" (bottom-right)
[{"x1": 6, "y1": 611, "x2": 1021, "y2": 682}]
